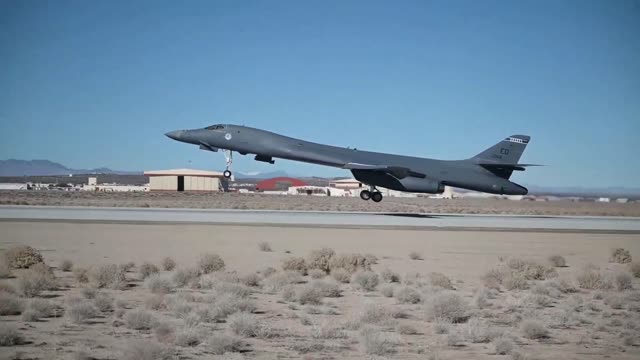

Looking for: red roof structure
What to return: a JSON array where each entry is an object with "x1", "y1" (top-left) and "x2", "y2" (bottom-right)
[{"x1": 255, "y1": 177, "x2": 307, "y2": 191}]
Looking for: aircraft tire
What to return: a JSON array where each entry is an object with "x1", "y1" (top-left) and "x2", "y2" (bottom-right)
[
  {"x1": 359, "y1": 190, "x2": 371, "y2": 201},
  {"x1": 371, "y1": 191, "x2": 383, "y2": 203},
  {"x1": 223, "y1": 170, "x2": 232, "y2": 179}
]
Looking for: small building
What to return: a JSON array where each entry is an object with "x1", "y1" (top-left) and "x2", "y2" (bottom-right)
[
  {"x1": 329, "y1": 178, "x2": 363, "y2": 189},
  {"x1": 256, "y1": 177, "x2": 307, "y2": 191},
  {"x1": 144, "y1": 169, "x2": 224, "y2": 192}
]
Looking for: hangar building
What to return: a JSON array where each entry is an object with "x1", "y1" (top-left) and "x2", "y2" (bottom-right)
[
  {"x1": 255, "y1": 177, "x2": 307, "y2": 191},
  {"x1": 144, "y1": 169, "x2": 224, "y2": 192}
]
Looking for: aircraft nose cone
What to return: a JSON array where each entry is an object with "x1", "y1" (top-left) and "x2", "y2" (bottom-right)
[{"x1": 165, "y1": 130, "x2": 183, "y2": 140}]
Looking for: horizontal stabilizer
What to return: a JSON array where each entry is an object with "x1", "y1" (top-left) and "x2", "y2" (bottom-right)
[{"x1": 342, "y1": 163, "x2": 426, "y2": 179}]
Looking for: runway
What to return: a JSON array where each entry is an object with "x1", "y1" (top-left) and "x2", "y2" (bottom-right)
[{"x1": 1, "y1": 205, "x2": 639, "y2": 232}]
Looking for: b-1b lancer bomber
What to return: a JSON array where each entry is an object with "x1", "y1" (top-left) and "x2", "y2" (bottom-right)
[{"x1": 166, "y1": 124, "x2": 539, "y2": 202}]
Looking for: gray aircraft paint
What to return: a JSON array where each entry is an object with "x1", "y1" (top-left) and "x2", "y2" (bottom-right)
[{"x1": 166, "y1": 124, "x2": 536, "y2": 196}]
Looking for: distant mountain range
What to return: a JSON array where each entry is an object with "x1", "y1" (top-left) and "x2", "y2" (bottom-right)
[{"x1": 0, "y1": 159, "x2": 140, "y2": 176}]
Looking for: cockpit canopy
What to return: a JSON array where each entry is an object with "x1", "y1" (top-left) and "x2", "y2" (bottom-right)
[{"x1": 205, "y1": 124, "x2": 226, "y2": 130}]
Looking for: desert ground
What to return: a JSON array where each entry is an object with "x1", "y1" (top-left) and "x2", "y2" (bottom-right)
[
  {"x1": 1, "y1": 221, "x2": 639, "y2": 360},
  {"x1": 1, "y1": 190, "x2": 640, "y2": 217}
]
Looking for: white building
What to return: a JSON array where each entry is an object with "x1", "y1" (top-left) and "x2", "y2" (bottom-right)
[{"x1": 144, "y1": 169, "x2": 224, "y2": 192}]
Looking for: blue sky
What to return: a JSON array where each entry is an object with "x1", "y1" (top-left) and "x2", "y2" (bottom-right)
[{"x1": 1, "y1": 0, "x2": 638, "y2": 187}]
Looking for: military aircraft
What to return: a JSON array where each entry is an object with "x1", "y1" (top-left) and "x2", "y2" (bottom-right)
[{"x1": 166, "y1": 124, "x2": 538, "y2": 202}]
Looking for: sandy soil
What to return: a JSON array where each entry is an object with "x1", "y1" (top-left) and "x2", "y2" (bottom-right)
[
  {"x1": 1, "y1": 221, "x2": 639, "y2": 359},
  {"x1": 2, "y1": 190, "x2": 640, "y2": 217}
]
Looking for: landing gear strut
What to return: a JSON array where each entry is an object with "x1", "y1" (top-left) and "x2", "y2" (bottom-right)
[
  {"x1": 360, "y1": 185, "x2": 383, "y2": 202},
  {"x1": 223, "y1": 150, "x2": 233, "y2": 179}
]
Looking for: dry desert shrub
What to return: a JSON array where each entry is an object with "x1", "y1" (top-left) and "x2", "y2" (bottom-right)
[
  {"x1": 201, "y1": 294, "x2": 257, "y2": 321},
  {"x1": 4, "y1": 245, "x2": 44, "y2": 269},
  {"x1": 295, "y1": 285, "x2": 324, "y2": 305},
  {"x1": 507, "y1": 258, "x2": 558, "y2": 280},
  {"x1": 311, "y1": 322, "x2": 347, "y2": 339},
  {"x1": 460, "y1": 318, "x2": 501, "y2": 343},
  {"x1": 153, "y1": 321, "x2": 176, "y2": 343},
  {"x1": 140, "y1": 262, "x2": 160, "y2": 279},
  {"x1": 576, "y1": 267, "x2": 610, "y2": 290},
  {"x1": 145, "y1": 295, "x2": 167, "y2": 311},
  {"x1": 604, "y1": 294, "x2": 625, "y2": 309},
  {"x1": 433, "y1": 318, "x2": 451, "y2": 334},
  {"x1": 145, "y1": 273, "x2": 175, "y2": 294},
  {"x1": 120, "y1": 339, "x2": 173, "y2": 360},
  {"x1": 359, "y1": 326, "x2": 399, "y2": 355},
  {"x1": 309, "y1": 279, "x2": 341, "y2": 297},
  {"x1": 81, "y1": 287, "x2": 97, "y2": 299},
  {"x1": 482, "y1": 268, "x2": 504, "y2": 289},
  {"x1": 120, "y1": 262, "x2": 135, "y2": 272},
  {"x1": 93, "y1": 293, "x2": 114, "y2": 312},
  {"x1": 21, "y1": 308, "x2": 41, "y2": 322},
  {"x1": 73, "y1": 267, "x2": 89, "y2": 284},
  {"x1": 281, "y1": 285, "x2": 296, "y2": 302},
  {"x1": 346, "y1": 304, "x2": 398, "y2": 330},
  {"x1": 260, "y1": 266, "x2": 277, "y2": 278},
  {"x1": 352, "y1": 271, "x2": 379, "y2": 291},
  {"x1": 161, "y1": 257, "x2": 176, "y2": 271},
  {"x1": 614, "y1": 271, "x2": 633, "y2": 291},
  {"x1": 0, "y1": 324, "x2": 25, "y2": 346},
  {"x1": 328, "y1": 253, "x2": 373, "y2": 273},
  {"x1": 308, "y1": 269, "x2": 326, "y2": 279},
  {"x1": 493, "y1": 336, "x2": 515, "y2": 355},
  {"x1": 227, "y1": 312, "x2": 256, "y2": 337},
  {"x1": 408, "y1": 251, "x2": 423, "y2": 260},
  {"x1": 426, "y1": 292, "x2": 469, "y2": 323},
  {"x1": 394, "y1": 286, "x2": 421, "y2": 304},
  {"x1": 17, "y1": 267, "x2": 57, "y2": 297},
  {"x1": 331, "y1": 268, "x2": 351, "y2": 283},
  {"x1": 0, "y1": 291, "x2": 24, "y2": 315},
  {"x1": 520, "y1": 319, "x2": 549, "y2": 339},
  {"x1": 447, "y1": 331, "x2": 463, "y2": 347},
  {"x1": 204, "y1": 334, "x2": 243, "y2": 355},
  {"x1": 67, "y1": 301, "x2": 98, "y2": 324},
  {"x1": 172, "y1": 267, "x2": 200, "y2": 288},
  {"x1": 380, "y1": 284, "x2": 395, "y2": 297},
  {"x1": 198, "y1": 253, "x2": 225, "y2": 274},
  {"x1": 25, "y1": 298, "x2": 55, "y2": 318},
  {"x1": 307, "y1": 247, "x2": 335, "y2": 273},
  {"x1": 0, "y1": 283, "x2": 16, "y2": 294},
  {"x1": 210, "y1": 282, "x2": 252, "y2": 299},
  {"x1": 397, "y1": 323, "x2": 419, "y2": 335},
  {"x1": 630, "y1": 262, "x2": 640, "y2": 278},
  {"x1": 60, "y1": 259, "x2": 73, "y2": 272},
  {"x1": 380, "y1": 268, "x2": 401, "y2": 283},
  {"x1": 281, "y1": 256, "x2": 308, "y2": 275},
  {"x1": 174, "y1": 326, "x2": 204, "y2": 347},
  {"x1": 548, "y1": 277, "x2": 579, "y2": 294},
  {"x1": 430, "y1": 272, "x2": 454, "y2": 289},
  {"x1": 240, "y1": 273, "x2": 261, "y2": 287},
  {"x1": 124, "y1": 309, "x2": 156, "y2": 330},
  {"x1": 258, "y1": 241, "x2": 272, "y2": 252},
  {"x1": 610, "y1": 248, "x2": 632, "y2": 264},
  {"x1": 0, "y1": 258, "x2": 10, "y2": 279},
  {"x1": 548, "y1": 255, "x2": 566, "y2": 267},
  {"x1": 503, "y1": 272, "x2": 529, "y2": 290},
  {"x1": 263, "y1": 271, "x2": 303, "y2": 292},
  {"x1": 89, "y1": 264, "x2": 127, "y2": 289}
]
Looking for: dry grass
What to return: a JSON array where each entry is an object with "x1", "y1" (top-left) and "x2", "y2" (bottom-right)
[
  {"x1": 120, "y1": 339, "x2": 173, "y2": 360},
  {"x1": 93, "y1": 293, "x2": 114, "y2": 312},
  {"x1": 331, "y1": 268, "x2": 351, "y2": 283},
  {"x1": 459, "y1": 318, "x2": 500, "y2": 343},
  {"x1": 359, "y1": 326, "x2": 399, "y2": 355},
  {"x1": 204, "y1": 334, "x2": 243, "y2": 355},
  {"x1": 610, "y1": 248, "x2": 632, "y2": 264},
  {"x1": 4, "y1": 245, "x2": 44, "y2": 269},
  {"x1": 380, "y1": 268, "x2": 401, "y2": 283},
  {"x1": 145, "y1": 273, "x2": 175, "y2": 294},
  {"x1": 548, "y1": 255, "x2": 566, "y2": 267},
  {"x1": 197, "y1": 253, "x2": 225, "y2": 274},
  {"x1": 352, "y1": 271, "x2": 379, "y2": 292},
  {"x1": 67, "y1": 301, "x2": 98, "y2": 324},
  {"x1": 430, "y1": 272, "x2": 454, "y2": 289},
  {"x1": 172, "y1": 267, "x2": 200, "y2": 288},
  {"x1": 0, "y1": 291, "x2": 24, "y2": 315},
  {"x1": 425, "y1": 292, "x2": 469, "y2": 323},
  {"x1": 124, "y1": 309, "x2": 156, "y2": 330},
  {"x1": 380, "y1": 284, "x2": 395, "y2": 298},
  {"x1": 174, "y1": 326, "x2": 204, "y2": 347},
  {"x1": 139, "y1": 262, "x2": 160, "y2": 279},
  {"x1": 25, "y1": 298, "x2": 55, "y2": 318},
  {"x1": 408, "y1": 251, "x2": 423, "y2": 260},
  {"x1": 281, "y1": 256, "x2": 308, "y2": 275},
  {"x1": 614, "y1": 271, "x2": 633, "y2": 291},
  {"x1": 161, "y1": 257, "x2": 176, "y2": 271},
  {"x1": 397, "y1": 323, "x2": 419, "y2": 335},
  {"x1": 630, "y1": 262, "x2": 640, "y2": 278},
  {"x1": 520, "y1": 320, "x2": 549, "y2": 339},
  {"x1": 493, "y1": 336, "x2": 515, "y2": 355},
  {"x1": 0, "y1": 323, "x2": 25, "y2": 346},
  {"x1": 576, "y1": 267, "x2": 611, "y2": 290},
  {"x1": 346, "y1": 304, "x2": 398, "y2": 330},
  {"x1": 263, "y1": 271, "x2": 303, "y2": 292},
  {"x1": 153, "y1": 321, "x2": 176, "y2": 343},
  {"x1": 295, "y1": 285, "x2": 324, "y2": 305},
  {"x1": 240, "y1": 273, "x2": 261, "y2": 287},
  {"x1": 227, "y1": 312, "x2": 257, "y2": 337},
  {"x1": 60, "y1": 259, "x2": 73, "y2": 272},
  {"x1": 258, "y1": 241, "x2": 273, "y2": 252},
  {"x1": 73, "y1": 267, "x2": 89, "y2": 284},
  {"x1": 307, "y1": 247, "x2": 335, "y2": 273},
  {"x1": 308, "y1": 269, "x2": 326, "y2": 279},
  {"x1": 328, "y1": 253, "x2": 373, "y2": 273},
  {"x1": 89, "y1": 264, "x2": 127, "y2": 289},
  {"x1": 17, "y1": 267, "x2": 58, "y2": 297},
  {"x1": 394, "y1": 286, "x2": 421, "y2": 304}
]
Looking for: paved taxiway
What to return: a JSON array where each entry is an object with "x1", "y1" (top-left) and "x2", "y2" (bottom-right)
[{"x1": 1, "y1": 206, "x2": 639, "y2": 232}]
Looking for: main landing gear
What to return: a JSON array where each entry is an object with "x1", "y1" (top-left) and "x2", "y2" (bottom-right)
[
  {"x1": 223, "y1": 150, "x2": 233, "y2": 179},
  {"x1": 360, "y1": 186, "x2": 383, "y2": 202}
]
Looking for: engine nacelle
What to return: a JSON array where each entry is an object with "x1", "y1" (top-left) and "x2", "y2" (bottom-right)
[
  {"x1": 255, "y1": 155, "x2": 275, "y2": 164},
  {"x1": 398, "y1": 177, "x2": 445, "y2": 194}
]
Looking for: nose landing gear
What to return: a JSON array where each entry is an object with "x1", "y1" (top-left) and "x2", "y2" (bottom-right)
[
  {"x1": 223, "y1": 150, "x2": 233, "y2": 179},
  {"x1": 359, "y1": 185, "x2": 383, "y2": 202}
]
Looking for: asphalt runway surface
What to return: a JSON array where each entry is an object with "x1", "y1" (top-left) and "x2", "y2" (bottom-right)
[{"x1": 1, "y1": 205, "x2": 639, "y2": 232}]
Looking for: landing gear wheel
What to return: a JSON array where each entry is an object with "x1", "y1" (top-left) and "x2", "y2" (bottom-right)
[
  {"x1": 371, "y1": 191, "x2": 383, "y2": 203},
  {"x1": 360, "y1": 190, "x2": 371, "y2": 201},
  {"x1": 223, "y1": 170, "x2": 232, "y2": 179}
]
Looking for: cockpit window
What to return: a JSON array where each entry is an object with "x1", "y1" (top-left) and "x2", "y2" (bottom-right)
[{"x1": 205, "y1": 124, "x2": 225, "y2": 130}]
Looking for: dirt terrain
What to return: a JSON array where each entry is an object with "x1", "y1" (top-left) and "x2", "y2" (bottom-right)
[
  {"x1": 1, "y1": 221, "x2": 639, "y2": 359},
  {"x1": 1, "y1": 190, "x2": 639, "y2": 217}
]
